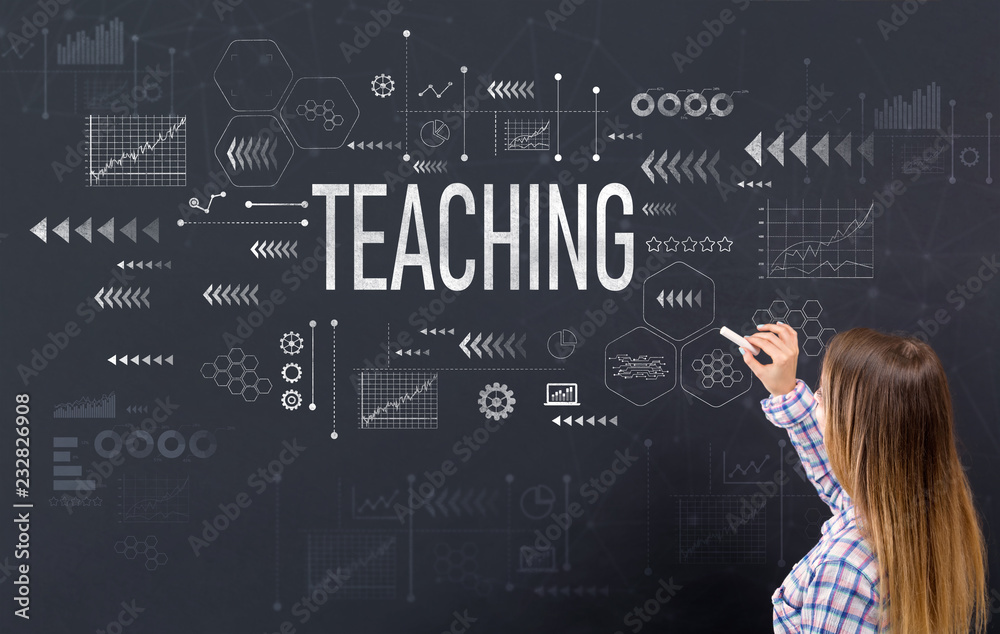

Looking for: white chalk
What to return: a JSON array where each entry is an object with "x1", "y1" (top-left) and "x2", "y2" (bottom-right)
[{"x1": 719, "y1": 326, "x2": 759, "y2": 356}]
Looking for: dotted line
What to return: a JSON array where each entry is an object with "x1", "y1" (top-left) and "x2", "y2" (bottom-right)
[
  {"x1": 352, "y1": 367, "x2": 563, "y2": 371},
  {"x1": 401, "y1": 109, "x2": 607, "y2": 113},
  {"x1": 331, "y1": 320, "x2": 338, "y2": 440},
  {"x1": 178, "y1": 220, "x2": 307, "y2": 226},
  {"x1": 645, "y1": 445, "x2": 650, "y2": 573}
]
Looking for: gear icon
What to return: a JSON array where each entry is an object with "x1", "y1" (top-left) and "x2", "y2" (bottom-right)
[
  {"x1": 478, "y1": 382, "x2": 515, "y2": 421},
  {"x1": 960, "y1": 146, "x2": 980, "y2": 167},
  {"x1": 281, "y1": 363, "x2": 302, "y2": 383},
  {"x1": 371, "y1": 73, "x2": 395, "y2": 98},
  {"x1": 281, "y1": 389, "x2": 302, "y2": 411},
  {"x1": 280, "y1": 331, "x2": 304, "y2": 355}
]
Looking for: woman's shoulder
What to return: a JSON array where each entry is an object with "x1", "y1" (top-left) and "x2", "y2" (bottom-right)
[{"x1": 811, "y1": 508, "x2": 880, "y2": 588}]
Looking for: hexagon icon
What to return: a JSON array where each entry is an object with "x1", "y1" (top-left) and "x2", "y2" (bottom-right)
[
  {"x1": 214, "y1": 40, "x2": 293, "y2": 112},
  {"x1": 681, "y1": 328, "x2": 753, "y2": 408},
  {"x1": 643, "y1": 262, "x2": 715, "y2": 341},
  {"x1": 215, "y1": 115, "x2": 294, "y2": 187},
  {"x1": 605, "y1": 327, "x2": 677, "y2": 406},
  {"x1": 280, "y1": 77, "x2": 359, "y2": 149}
]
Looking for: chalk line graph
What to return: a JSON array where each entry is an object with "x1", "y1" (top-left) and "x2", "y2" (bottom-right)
[
  {"x1": 765, "y1": 200, "x2": 874, "y2": 279},
  {"x1": 87, "y1": 115, "x2": 186, "y2": 187}
]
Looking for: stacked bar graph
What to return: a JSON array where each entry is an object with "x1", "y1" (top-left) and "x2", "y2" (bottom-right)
[
  {"x1": 874, "y1": 82, "x2": 941, "y2": 130},
  {"x1": 54, "y1": 392, "x2": 116, "y2": 418},
  {"x1": 57, "y1": 18, "x2": 125, "y2": 66},
  {"x1": 53, "y1": 437, "x2": 94, "y2": 492}
]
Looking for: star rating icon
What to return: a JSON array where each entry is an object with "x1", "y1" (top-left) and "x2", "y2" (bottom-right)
[{"x1": 643, "y1": 236, "x2": 733, "y2": 253}]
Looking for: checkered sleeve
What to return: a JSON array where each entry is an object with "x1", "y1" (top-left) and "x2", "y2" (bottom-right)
[
  {"x1": 801, "y1": 559, "x2": 882, "y2": 633},
  {"x1": 761, "y1": 379, "x2": 848, "y2": 512}
]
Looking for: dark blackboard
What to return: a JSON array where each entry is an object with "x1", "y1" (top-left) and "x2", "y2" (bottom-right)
[{"x1": 1, "y1": 1, "x2": 998, "y2": 632}]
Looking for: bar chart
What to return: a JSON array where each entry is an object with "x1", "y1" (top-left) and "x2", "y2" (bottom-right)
[
  {"x1": 874, "y1": 82, "x2": 941, "y2": 130},
  {"x1": 57, "y1": 18, "x2": 125, "y2": 66}
]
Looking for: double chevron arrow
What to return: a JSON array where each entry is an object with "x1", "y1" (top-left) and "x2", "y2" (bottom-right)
[
  {"x1": 413, "y1": 160, "x2": 447, "y2": 174},
  {"x1": 460, "y1": 333, "x2": 527, "y2": 359},
  {"x1": 226, "y1": 134, "x2": 278, "y2": 171},
  {"x1": 641, "y1": 203, "x2": 677, "y2": 216},
  {"x1": 487, "y1": 80, "x2": 534, "y2": 99},
  {"x1": 641, "y1": 149, "x2": 721, "y2": 184},
  {"x1": 203, "y1": 284, "x2": 260, "y2": 306},
  {"x1": 422, "y1": 488, "x2": 498, "y2": 518},
  {"x1": 251, "y1": 240, "x2": 298, "y2": 259},
  {"x1": 94, "y1": 287, "x2": 150, "y2": 309}
]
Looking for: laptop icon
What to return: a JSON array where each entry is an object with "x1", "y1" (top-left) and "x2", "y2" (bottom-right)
[{"x1": 544, "y1": 383, "x2": 580, "y2": 406}]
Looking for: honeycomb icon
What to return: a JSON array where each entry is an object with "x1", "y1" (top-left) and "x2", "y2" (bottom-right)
[
  {"x1": 201, "y1": 347, "x2": 273, "y2": 402},
  {"x1": 114, "y1": 535, "x2": 167, "y2": 571},
  {"x1": 751, "y1": 298, "x2": 836, "y2": 357},
  {"x1": 295, "y1": 98, "x2": 345, "y2": 131},
  {"x1": 691, "y1": 349, "x2": 743, "y2": 389}
]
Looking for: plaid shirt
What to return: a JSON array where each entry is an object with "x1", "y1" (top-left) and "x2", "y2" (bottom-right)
[{"x1": 761, "y1": 379, "x2": 884, "y2": 633}]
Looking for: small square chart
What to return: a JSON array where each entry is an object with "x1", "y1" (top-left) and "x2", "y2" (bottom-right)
[
  {"x1": 677, "y1": 496, "x2": 766, "y2": 564},
  {"x1": 359, "y1": 371, "x2": 439, "y2": 429},
  {"x1": 305, "y1": 532, "x2": 397, "y2": 600},
  {"x1": 86, "y1": 115, "x2": 187, "y2": 187},
  {"x1": 764, "y1": 199, "x2": 874, "y2": 279}
]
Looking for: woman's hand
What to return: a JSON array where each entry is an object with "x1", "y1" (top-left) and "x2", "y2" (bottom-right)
[{"x1": 740, "y1": 323, "x2": 799, "y2": 397}]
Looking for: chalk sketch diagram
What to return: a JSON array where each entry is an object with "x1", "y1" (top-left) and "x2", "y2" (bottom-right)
[
  {"x1": 605, "y1": 327, "x2": 677, "y2": 407},
  {"x1": 643, "y1": 262, "x2": 716, "y2": 341},
  {"x1": 213, "y1": 39, "x2": 293, "y2": 112},
  {"x1": 680, "y1": 329, "x2": 753, "y2": 408}
]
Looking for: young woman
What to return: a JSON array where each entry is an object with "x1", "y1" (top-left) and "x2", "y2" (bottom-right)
[{"x1": 739, "y1": 323, "x2": 988, "y2": 634}]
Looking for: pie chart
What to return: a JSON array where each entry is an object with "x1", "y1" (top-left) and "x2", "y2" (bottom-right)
[
  {"x1": 420, "y1": 119, "x2": 450, "y2": 147},
  {"x1": 547, "y1": 329, "x2": 578, "y2": 360}
]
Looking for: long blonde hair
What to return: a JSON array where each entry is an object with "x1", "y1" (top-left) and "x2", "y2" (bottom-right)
[{"x1": 821, "y1": 328, "x2": 988, "y2": 634}]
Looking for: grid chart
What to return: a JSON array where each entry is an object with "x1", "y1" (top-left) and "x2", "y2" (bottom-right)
[
  {"x1": 901, "y1": 140, "x2": 946, "y2": 174},
  {"x1": 359, "y1": 371, "x2": 439, "y2": 429},
  {"x1": 86, "y1": 115, "x2": 187, "y2": 187},
  {"x1": 121, "y1": 475, "x2": 191, "y2": 523},
  {"x1": 765, "y1": 200, "x2": 874, "y2": 279},
  {"x1": 305, "y1": 532, "x2": 398, "y2": 599},
  {"x1": 54, "y1": 392, "x2": 116, "y2": 418},
  {"x1": 505, "y1": 119, "x2": 551, "y2": 150},
  {"x1": 677, "y1": 497, "x2": 766, "y2": 564}
]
